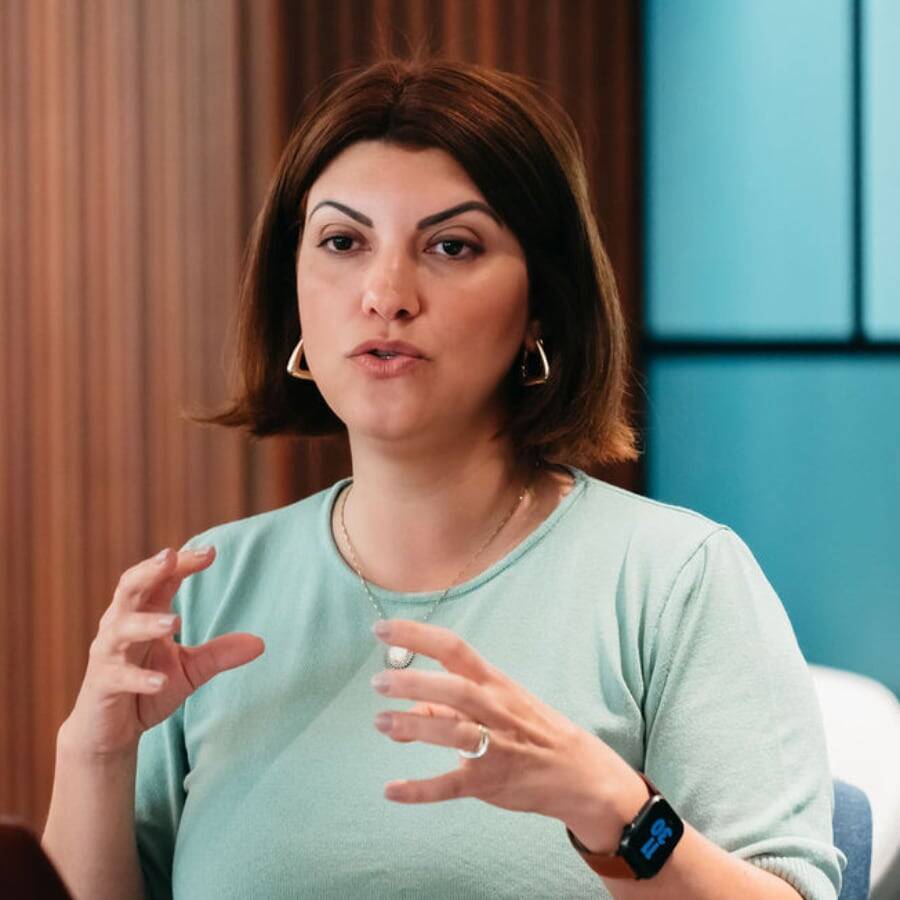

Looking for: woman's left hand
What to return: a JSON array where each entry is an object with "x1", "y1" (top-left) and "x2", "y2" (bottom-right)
[{"x1": 370, "y1": 618, "x2": 647, "y2": 853}]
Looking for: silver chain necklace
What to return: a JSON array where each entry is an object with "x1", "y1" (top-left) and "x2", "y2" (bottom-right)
[{"x1": 339, "y1": 478, "x2": 531, "y2": 670}]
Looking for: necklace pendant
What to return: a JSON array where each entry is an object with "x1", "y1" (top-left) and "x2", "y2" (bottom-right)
[{"x1": 385, "y1": 645, "x2": 415, "y2": 669}]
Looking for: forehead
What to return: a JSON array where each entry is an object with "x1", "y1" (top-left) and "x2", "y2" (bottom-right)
[{"x1": 306, "y1": 140, "x2": 484, "y2": 207}]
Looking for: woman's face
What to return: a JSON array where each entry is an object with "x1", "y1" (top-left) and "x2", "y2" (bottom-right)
[{"x1": 295, "y1": 139, "x2": 533, "y2": 450}]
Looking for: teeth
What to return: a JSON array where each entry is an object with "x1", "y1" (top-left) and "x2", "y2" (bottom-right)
[{"x1": 372, "y1": 351, "x2": 397, "y2": 359}]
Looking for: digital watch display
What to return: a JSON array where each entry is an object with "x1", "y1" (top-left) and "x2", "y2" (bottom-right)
[
  {"x1": 566, "y1": 772, "x2": 684, "y2": 880},
  {"x1": 618, "y1": 791, "x2": 684, "y2": 879}
]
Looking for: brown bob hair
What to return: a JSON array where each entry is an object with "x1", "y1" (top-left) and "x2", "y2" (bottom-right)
[{"x1": 190, "y1": 51, "x2": 640, "y2": 469}]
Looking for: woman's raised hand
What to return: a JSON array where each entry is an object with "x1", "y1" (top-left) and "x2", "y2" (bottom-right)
[
  {"x1": 367, "y1": 619, "x2": 649, "y2": 855},
  {"x1": 62, "y1": 546, "x2": 265, "y2": 759}
]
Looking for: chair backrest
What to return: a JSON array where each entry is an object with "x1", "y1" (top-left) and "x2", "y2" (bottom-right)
[{"x1": 833, "y1": 779, "x2": 873, "y2": 900}]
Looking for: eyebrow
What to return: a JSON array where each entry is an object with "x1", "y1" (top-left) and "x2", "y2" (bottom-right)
[{"x1": 307, "y1": 199, "x2": 504, "y2": 230}]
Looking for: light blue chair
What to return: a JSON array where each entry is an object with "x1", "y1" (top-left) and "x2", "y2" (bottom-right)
[{"x1": 834, "y1": 779, "x2": 873, "y2": 900}]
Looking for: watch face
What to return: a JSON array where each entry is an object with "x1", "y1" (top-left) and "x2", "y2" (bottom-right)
[{"x1": 619, "y1": 796, "x2": 684, "y2": 879}]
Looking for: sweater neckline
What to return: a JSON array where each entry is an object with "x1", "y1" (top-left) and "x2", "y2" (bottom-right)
[{"x1": 318, "y1": 464, "x2": 588, "y2": 606}]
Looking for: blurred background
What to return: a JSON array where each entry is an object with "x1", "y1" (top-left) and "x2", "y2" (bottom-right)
[{"x1": 1, "y1": 0, "x2": 897, "y2": 893}]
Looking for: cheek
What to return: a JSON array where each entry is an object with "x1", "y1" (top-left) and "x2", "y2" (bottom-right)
[
  {"x1": 441, "y1": 300, "x2": 527, "y2": 394},
  {"x1": 457, "y1": 272, "x2": 529, "y2": 357},
  {"x1": 295, "y1": 265, "x2": 343, "y2": 330},
  {"x1": 295, "y1": 240, "x2": 336, "y2": 302}
]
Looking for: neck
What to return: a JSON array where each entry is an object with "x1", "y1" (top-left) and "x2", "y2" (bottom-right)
[{"x1": 335, "y1": 435, "x2": 538, "y2": 593}]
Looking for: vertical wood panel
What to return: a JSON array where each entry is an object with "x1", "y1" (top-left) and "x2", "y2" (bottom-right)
[
  {"x1": 28, "y1": 0, "x2": 68, "y2": 813},
  {"x1": 199, "y1": 0, "x2": 248, "y2": 531},
  {"x1": 82, "y1": 0, "x2": 109, "y2": 706},
  {"x1": 0, "y1": 0, "x2": 10, "y2": 815},
  {"x1": 243, "y1": 0, "x2": 299, "y2": 514},
  {"x1": 2, "y1": 0, "x2": 290, "y2": 831},
  {"x1": 145, "y1": 0, "x2": 186, "y2": 551},
  {"x1": 103, "y1": 0, "x2": 146, "y2": 609},
  {"x1": 1, "y1": 0, "x2": 36, "y2": 822}
]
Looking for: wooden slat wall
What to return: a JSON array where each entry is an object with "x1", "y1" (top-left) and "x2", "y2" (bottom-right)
[
  {"x1": 0, "y1": 0, "x2": 287, "y2": 831},
  {"x1": 0, "y1": 0, "x2": 640, "y2": 832}
]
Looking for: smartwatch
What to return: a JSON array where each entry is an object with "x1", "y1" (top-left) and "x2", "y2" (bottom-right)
[{"x1": 566, "y1": 772, "x2": 684, "y2": 880}]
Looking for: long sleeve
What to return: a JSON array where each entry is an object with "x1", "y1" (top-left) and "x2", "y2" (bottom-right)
[{"x1": 641, "y1": 526, "x2": 847, "y2": 900}]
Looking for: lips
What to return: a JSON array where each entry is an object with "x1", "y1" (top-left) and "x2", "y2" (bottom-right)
[{"x1": 349, "y1": 339, "x2": 427, "y2": 359}]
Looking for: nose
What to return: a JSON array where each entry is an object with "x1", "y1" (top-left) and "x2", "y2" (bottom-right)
[{"x1": 360, "y1": 251, "x2": 421, "y2": 321}]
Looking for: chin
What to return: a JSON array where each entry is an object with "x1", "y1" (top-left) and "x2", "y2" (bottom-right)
[{"x1": 342, "y1": 403, "x2": 431, "y2": 442}]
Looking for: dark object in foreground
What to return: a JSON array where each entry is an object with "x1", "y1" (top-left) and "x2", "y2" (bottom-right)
[{"x1": 0, "y1": 817, "x2": 72, "y2": 899}]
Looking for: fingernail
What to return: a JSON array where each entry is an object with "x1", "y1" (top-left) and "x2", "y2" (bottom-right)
[
  {"x1": 155, "y1": 548, "x2": 171, "y2": 564},
  {"x1": 157, "y1": 615, "x2": 176, "y2": 627},
  {"x1": 148, "y1": 675, "x2": 165, "y2": 687},
  {"x1": 371, "y1": 673, "x2": 390, "y2": 691},
  {"x1": 372, "y1": 620, "x2": 390, "y2": 637},
  {"x1": 192, "y1": 546, "x2": 213, "y2": 558}
]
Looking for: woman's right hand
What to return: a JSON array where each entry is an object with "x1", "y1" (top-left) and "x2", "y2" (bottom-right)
[{"x1": 61, "y1": 546, "x2": 265, "y2": 759}]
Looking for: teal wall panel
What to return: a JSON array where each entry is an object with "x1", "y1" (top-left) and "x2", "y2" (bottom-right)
[
  {"x1": 647, "y1": 356, "x2": 900, "y2": 695},
  {"x1": 644, "y1": 0, "x2": 854, "y2": 338},
  {"x1": 863, "y1": 0, "x2": 900, "y2": 338}
]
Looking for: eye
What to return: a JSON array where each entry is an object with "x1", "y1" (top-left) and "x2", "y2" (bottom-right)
[
  {"x1": 318, "y1": 233, "x2": 358, "y2": 253},
  {"x1": 316, "y1": 233, "x2": 483, "y2": 261},
  {"x1": 427, "y1": 237, "x2": 483, "y2": 261}
]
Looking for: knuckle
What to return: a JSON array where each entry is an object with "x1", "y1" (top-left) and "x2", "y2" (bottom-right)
[
  {"x1": 91, "y1": 621, "x2": 123, "y2": 656},
  {"x1": 100, "y1": 613, "x2": 126, "y2": 647},
  {"x1": 101, "y1": 605, "x2": 123, "y2": 629},
  {"x1": 446, "y1": 635, "x2": 465, "y2": 665},
  {"x1": 445, "y1": 778, "x2": 465, "y2": 800},
  {"x1": 455, "y1": 720, "x2": 472, "y2": 746},
  {"x1": 87, "y1": 637, "x2": 103, "y2": 661},
  {"x1": 457, "y1": 678, "x2": 476, "y2": 707},
  {"x1": 115, "y1": 566, "x2": 138, "y2": 593},
  {"x1": 391, "y1": 715, "x2": 408, "y2": 739},
  {"x1": 116, "y1": 559, "x2": 160, "y2": 601}
]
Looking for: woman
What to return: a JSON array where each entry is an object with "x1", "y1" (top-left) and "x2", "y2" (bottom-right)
[{"x1": 42, "y1": 55, "x2": 845, "y2": 899}]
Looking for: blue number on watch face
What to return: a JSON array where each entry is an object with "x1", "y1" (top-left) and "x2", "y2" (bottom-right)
[{"x1": 639, "y1": 817, "x2": 675, "y2": 860}]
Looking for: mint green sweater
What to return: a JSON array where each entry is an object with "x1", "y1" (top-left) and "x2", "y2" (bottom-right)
[{"x1": 135, "y1": 466, "x2": 845, "y2": 899}]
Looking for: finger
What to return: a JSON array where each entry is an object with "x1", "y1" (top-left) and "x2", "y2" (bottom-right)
[
  {"x1": 170, "y1": 545, "x2": 217, "y2": 578},
  {"x1": 373, "y1": 669, "x2": 506, "y2": 729},
  {"x1": 97, "y1": 661, "x2": 170, "y2": 696},
  {"x1": 406, "y1": 701, "x2": 462, "y2": 720},
  {"x1": 384, "y1": 770, "x2": 469, "y2": 804},
  {"x1": 376, "y1": 709, "x2": 481, "y2": 750},
  {"x1": 180, "y1": 633, "x2": 265, "y2": 690},
  {"x1": 375, "y1": 622, "x2": 558, "y2": 745},
  {"x1": 373, "y1": 620, "x2": 494, "y2": 684},
  {"x1": 112, "y1": 545, "x2": 217, "y2": 612},
  {"x1": 92, "y1": 611, "x2": 181, "y2": 657}
]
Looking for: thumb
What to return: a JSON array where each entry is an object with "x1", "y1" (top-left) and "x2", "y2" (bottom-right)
[{"x1": 181, "y1": 633, "x2": 265, "y2": 690}]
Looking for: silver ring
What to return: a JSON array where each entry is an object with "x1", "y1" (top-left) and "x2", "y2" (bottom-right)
[{"x1": 458, "y1": 723, "x2": 490, "y2": 759}]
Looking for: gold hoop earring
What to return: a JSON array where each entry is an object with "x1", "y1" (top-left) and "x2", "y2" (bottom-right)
[
  {"x1": 286, "y1": 337, "x2": 315, "y2": 381},
  {"x1": 520, "y1": 337, "x2": 550, "y2": 386}
]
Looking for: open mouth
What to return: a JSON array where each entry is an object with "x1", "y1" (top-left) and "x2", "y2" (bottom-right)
[{"x1": 353, "y1": 351, "x2": 424, "y2": 377}]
